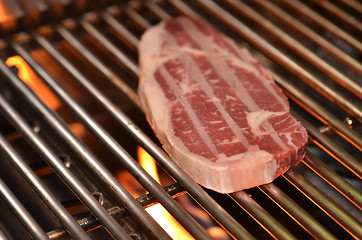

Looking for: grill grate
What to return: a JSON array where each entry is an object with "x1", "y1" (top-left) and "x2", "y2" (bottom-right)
[{"x1": 0, "y1": 0, "x2": 361, "y2": 239}]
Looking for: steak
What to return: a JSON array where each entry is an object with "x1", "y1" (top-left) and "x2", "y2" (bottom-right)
[{"x1": 138, "y1": 17, "x2": 308, "y2": 193}]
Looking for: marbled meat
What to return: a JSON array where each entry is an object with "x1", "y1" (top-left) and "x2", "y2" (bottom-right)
[{"x1": 138, "y1": 17, "x2": 308, "y2": 193}]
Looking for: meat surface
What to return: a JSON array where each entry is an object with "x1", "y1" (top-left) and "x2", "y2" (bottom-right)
[{"x1": 138, "y1": 17, "x2": 308, "y2": 193}]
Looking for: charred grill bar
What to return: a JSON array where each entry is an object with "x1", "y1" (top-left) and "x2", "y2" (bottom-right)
[{"x1": 0, "y1": 0, "x2": 361, "y2": 239}]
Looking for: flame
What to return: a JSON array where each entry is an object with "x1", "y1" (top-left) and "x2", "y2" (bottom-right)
[
  {"x1": 0, "y1": 3, "x2": 16, "y2": 30},
  {"x1": 137, "y1": 147, "x2": 194, "y2": 240},
  {"x1": 5, "y1": 55, "x2": 60, "y2": 109},
  {"x1": 6, "y1": 56, "x2": 34, "y2": 85},
  {"x1": 0, "y1": 3, "x2": 6, "y2": 21}
]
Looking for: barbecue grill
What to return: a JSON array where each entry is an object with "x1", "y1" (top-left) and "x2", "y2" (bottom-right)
[{"x1": 0, "y1": 0, "x2": 361, "y2": 239}]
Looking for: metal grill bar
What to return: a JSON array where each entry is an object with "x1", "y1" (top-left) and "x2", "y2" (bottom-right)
[
  {"x1": 224, "y1": 0, "x2": 362, "y2": 98},
  {"x1": 93, "y1": 1, "x2": 361, "y2": 239},
  {"x1": 293, "y1": 111, "x2": 361, "y2": 178},
  {"x1": 55, "y1": 24, "x2": 141, "y2": 108},
  {"x1": 107, "y1": 1, "x2": 361, "y2": 238},
  {"x1": 0, "y1": 54, "x2": 171, "y2": 239},
  {"x1": 339, "y1": 0, "x2": 362, "y2": 14},
  {"x1": 284, "y1": 169, "x2": 362, "y2": 239},
  {"x1": 28, "y1": 31, "x2": 212, "y2": 240},
  {"x1": 162, "y1": 1, "x2": 362, "y2": 150},
  {"x1": 47, "y1": 183, "x2": 186, "y2": 239},
  {"x1": 97, "y1": 7, "x2": 257, "y2": 240},
  {"x1": 159, "y1": 0, "x2": 362, "y2": 144},
  {"x1": 247, "y1": 0, "x2": 362, "y2": 79},
  {"x1": 38, "y1": 11, "x2": 256, "y2": 240},
  {"x1": 0, "y1": 227, "x2": 8, "y2": 240},
  {"x1": 155, "y1": 0, "x2": 362, "y2": 237},
  {"x1": 231, "y1": 191, "x2": 296, "y2": 240},
  {"x1": 0, "y1": 135, "x2": 90, "y2": 240},
  {"x1": 272, "y1": 72, "x2": 362, "y2": 151},
  {"x1": 8, "y1": 42, "x2": 173, "y2": 240},
  {"x1": 123, "y1": 5, "x2": 152, "y2": 30},
  {"x1": 63, "y1": 7, "x2": 258, "y2": 240},
  {"x1": 0, "y1": 177, "x2": 49, "y2": 240},
  {"x1": 0, "y1": 0, "x2": 360, "y2": 239},
  {"x1": 194, "y1": 0, "x2": 362, "y2": 121},
  {"x1": 259, "y1": 183, "x2": 336, "y2": 240},
  {"x1": 303, "y1": 152, "x2": 362, "y2": 209},
  {"x1": 167, "y1": 0, "x2": 200, "y2": 19},
  {"x1": 0, "y1": 78, "x2": 132, "y2": 240},
  {"x1": 80, "y1": 16, "x2": 139, "y2": 75},
  {"x1": 308, "y1": 0, "x2": 362, "y2": 32},
  {"x1": 130, "y1": 4, "x2": 342, "y2": 239},
  {"x1": 278, "y1": 0, "x2": 362, "y2": 53},
  {"x1": 100, "y1": 10, "x2": 139, "y2": 50}
]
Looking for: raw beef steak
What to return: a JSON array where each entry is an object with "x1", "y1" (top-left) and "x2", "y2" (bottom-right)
[{"x1": 138, "y1": 17, "x2": 308, "y2": 193}]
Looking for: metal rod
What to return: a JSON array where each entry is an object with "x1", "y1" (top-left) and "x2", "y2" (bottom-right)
[
  {"x1": 138, "y1": 4, "x2": 294, "y2": 239},
  {"x1": 0, "y1": 227, "x2": 9, "y2": 240},
  {"x1": 124, "y1": 5, "x2": 151, "y2": 30},
  {"x1": 292, "y1": 110, "x2": 362, "y2": 179},
  {"x1": 259, "y1": 183, "x2": 336, "y2": 240},
  {"x1": 56, "y1": 24, "x2": 141, "y2": 108},
  {"x1": 194, "y1": 0, "x2": 362, "y2": 121},
  {"x1": 272, "y1": 74, "x2": 362, "y2": 151},
  {"x1": 338, "y1": 0, "x2": 362, "y2": 14},
  {"x1": 231, "y1": 191, "x2": 297, "y2": 240},
  {"x1": 46, "y1": 183, "x2": 186, "y2": 240},
  {"x1": 100, "y1": 5, "x2": 256, "y2": 240},
  {"x1": 143, "y1": 1, "x2": 174, "y2": 20},
  {"x1": 308, "y1": 0, "x2": 362, "y2": 32},
  {"x1": 146, "y1": 0, "x2": 361, "y2": 147},
  {"x1": 0, "y1": 177, "x2": 49, "y2": 240},
  {"x1": 0, "y1": 1, "x2": 359, "y2": 240},
  {"x1": 169, "y1": 0, "x2": 200, "y2": 19},
  {"x1": 4, "y1": 0, "x2": 24, "y2": 24},
  {"x1": 0, "y1": 135, "x2": 91, "y2": 240},
  {"x1": 8, "y1": 43, "x2": 172, "y2": 240},
  {"x1": 112, "y1": 4, "x2": 362, "y2": 239},
  {"x1": 303, "y1": 152, "x2": 362, "y2": 209},
  {"x1": 80, "y1": 17, "x2": 139, "y2": 75},
  {"x1": 0, "y1": 67, "x2": 131, "y2": 240},
  {"x1": 23, "y1": 33, "x2": 212, "y2": 240},
  {"x1": 284, "y1": 169, "x2": 362, "y2": 239},
  {"x1": 195, "y1": 0, "x2": 362, "y2": 147},
  {"x1": 123, "y1": 5, "x2": 152, "y2": 28},
  {"x1": 158, "y1": 0, "x2": 362, "y2": 150},
  {"x1": 279, "y1": 0, "x2": 362, "y2": 54},
  {"x1": 251, "y1": 0, "x2": 362, "y2": 76},
  {"x1": 100, "y1": 10, "x2": 140, "y2": 49},
  {"x1": 224, "y1": 0, "x2": 362, "y2": 98},
  {"x1": 65, "y1": 3, "x2": 254, "y2": 238}
]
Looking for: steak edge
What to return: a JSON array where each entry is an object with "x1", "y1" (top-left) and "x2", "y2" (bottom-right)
[{"x1": 138, "y1": 17, "x2": 308, "y2": 193}]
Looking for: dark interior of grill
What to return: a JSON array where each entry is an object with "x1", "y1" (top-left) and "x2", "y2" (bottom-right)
[{"x1": 0, "y1": 0, "x2": 361, "y2": 239}]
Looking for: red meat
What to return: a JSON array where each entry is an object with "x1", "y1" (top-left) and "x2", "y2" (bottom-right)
[{"x1": 138, "y1": 17, "x2": 308, "y2": 193}]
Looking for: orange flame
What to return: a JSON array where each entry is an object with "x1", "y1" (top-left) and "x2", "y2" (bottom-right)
[
  {"x1": 137, "y1": 147, "x2": 194, "y2": 240},
  {"x1": 0, "y1": 3, "x2": 6, "y2": 22},
  {"x1": 0, "y1": 3, "x2": 16, "y2": 30},
  {"x1": 5, "y1": 55, "x2": 60, "y2": 110},
  {"x1": 6, "y1": 56, "x2": 34, "y2": 85}
]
